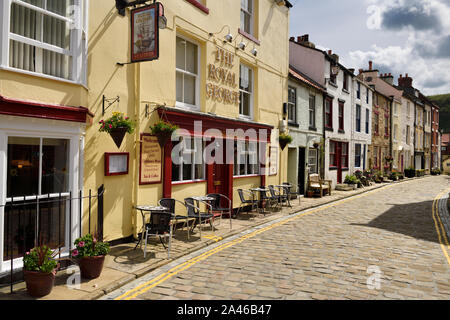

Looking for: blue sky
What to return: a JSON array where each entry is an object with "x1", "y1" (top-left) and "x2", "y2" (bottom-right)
[{"x1": 289, "y1": 0, "x2": 450, "y2": 95}]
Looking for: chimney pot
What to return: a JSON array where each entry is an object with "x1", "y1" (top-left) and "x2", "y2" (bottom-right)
[
  {"x1": 290, "y1": 37, "x2": 295, "y2": 41},
  {"x1": 406, "y1": 73, "x2": 408, "y2": 77},
  {"x1": 303, "y1": 34, "x2": 309, "y2": 42},
  {"x1": 369, "y1": 61, "x2": 373, "y2": 70},
  {"x1": 328, "y1": 50, "x2": 332, "y2": 55},
  {"x1": 400, "y1": 74, "x2": 402, "y2": 78},
  {"x1": 297, "y1": 36, "x2": 302, "y2": 43}
]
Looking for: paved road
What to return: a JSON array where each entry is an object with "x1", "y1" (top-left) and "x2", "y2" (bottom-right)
[{"x1": 104, "y1": 176, "x2": 450, "y2": 300}]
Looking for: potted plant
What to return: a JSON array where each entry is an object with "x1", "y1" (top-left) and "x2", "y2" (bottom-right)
[
  {"x1": 99, "y1": 112, "x2": 135, "y2": 148},
  {"x1": 344, "y1": 175, "x2": 359, "y2": 189},
  {"x1": 279, "y1": 133, "x2": 293, "y2": 151},
  {"x1": 71, "y1": 234, "x2": 110, "y2": 279},
  {"x1": 150, "y1": 120, "x2": 179, "y2": 148},
  {"x1": 23, "y1": 245, "x2": 60, "y2": 298},
  {"x1": 404, "y1": 166, "x2": 415, "y2": 178}
]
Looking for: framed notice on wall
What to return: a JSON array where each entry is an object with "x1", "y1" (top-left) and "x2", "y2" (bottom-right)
[
  {"x1": 269, "y1": 146, "x2": 278, "y2": 176},
  {"x1": 139, "y1": 134, "x2": 162, "y2": 185},
  {"x1": 131, "y1": 4, "x2": 159, "y2": 63},
  {"x1": 105, "y1": 153, "x2": 129, "y2": 176}
]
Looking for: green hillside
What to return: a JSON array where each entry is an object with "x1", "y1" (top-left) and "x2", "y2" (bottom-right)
[{"x1": 428, "y1": 93, "x2": 450, "y2": 133}]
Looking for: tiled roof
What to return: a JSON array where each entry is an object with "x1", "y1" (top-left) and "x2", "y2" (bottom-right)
[{"x1": 289, "y1": 66, "x2": 327, "y2": 93}]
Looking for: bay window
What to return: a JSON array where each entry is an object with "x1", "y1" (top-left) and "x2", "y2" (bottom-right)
[{"x1": 1, "y1": 0, "x2": 88, "y2": 84}]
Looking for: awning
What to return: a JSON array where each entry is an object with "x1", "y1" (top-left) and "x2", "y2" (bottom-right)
[{"x1": 0, "y1": 95, "x2": 93, "y2": 123}]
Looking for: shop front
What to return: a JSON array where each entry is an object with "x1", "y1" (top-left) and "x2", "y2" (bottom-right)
[{"x1": 0, "y1": 96, "x2": 91, "y2": 272}]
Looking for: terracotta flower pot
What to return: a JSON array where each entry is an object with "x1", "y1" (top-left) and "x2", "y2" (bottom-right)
[
  {"x1": 109, "y1": 127, "x2": 128, "y2": 148},
  {"x1": 23, "y1": 269, "x2": 55, "y2": 298},
  {"x1": 79, "y1": 255, "x2": 105, "y2": 279}
]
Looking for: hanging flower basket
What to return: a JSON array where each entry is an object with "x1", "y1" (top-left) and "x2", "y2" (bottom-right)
[
  {"x1": 150, "y1": 120, "x2": 179, "y2": 148},
  {"x1": 99, "y1": 112, "x2": 135, "y2": 149},
  {"x1": 279, "y1": 133, "x2": 293, "y2": 151}
]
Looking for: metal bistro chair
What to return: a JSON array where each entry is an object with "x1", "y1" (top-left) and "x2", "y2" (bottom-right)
[
  {"x1": 279, "y1": 184, "x2": 292, "y2": 208},
  {"x1": 184, "y1": 197, "x2": 214, "y2": 240},
  {"x1": 143, "y1": 211, "x2": 173, "y2": 259},
  {"x1": 258, "y1": 187, "x2": 277, "y2": 214},
  {"x1": 268, "y1": 185, "x2": 283, "y2": 210},
  {"x1": 283, "y1": 182, "x2": 301, "y2": 205},
  {"x1": 158, "y1": 198, "x2": 196, "y2": 240},
  {"x1": 237, "y1": 189, "x2": 258, "y2": 218},
  {"x1": 207, "y1": 193, "x2": 233, "y2": 230}
]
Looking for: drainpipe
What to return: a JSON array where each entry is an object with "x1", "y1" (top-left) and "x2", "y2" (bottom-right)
[{"x1": 389, "y1": 96, "x2": 393, "y2": 162}]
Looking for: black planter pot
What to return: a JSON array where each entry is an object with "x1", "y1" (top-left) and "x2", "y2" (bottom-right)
[
  {"x1": 279, "y1": 140, "x2": 289, "y2": 151},
  {"x1": 155, "y1": 131, "x2": 173, "y2": 148},
  {"x1": 109, "y1": 127, "x2": 128, "y2": 148}
]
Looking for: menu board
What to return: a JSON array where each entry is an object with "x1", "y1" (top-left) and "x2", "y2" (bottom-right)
[
  {"x1": 269, "y1": 146, "x2": 278, "y2": 176},
  {"x1": 139, "y1": 134, "x2": 162, "y2": 184}
]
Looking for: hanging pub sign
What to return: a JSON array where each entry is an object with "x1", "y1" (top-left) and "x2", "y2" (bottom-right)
[{"x1": 131, "y1": 4, "x2": 159, "y2": 63}]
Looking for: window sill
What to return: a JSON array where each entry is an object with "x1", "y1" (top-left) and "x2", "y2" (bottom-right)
[
  {"x1": 185, "y1": 0, "x2": 209, "y2": 14},
  {"x1": 342, "y1": 88, "x2": 350, "y2": 94},
  {"x1": 238, "y1": 28, "x2": 260, "y2": 45},
  {"x1": 329, "y1": 166, "x2": 338, "y2": 171},
  {"x1": 328, "y1": 81, "x2": 338, "y2": 88},
  {"x1": 172, "y1": 179, "x2": 207, "y2": 186},
  {"x1": 233, "y1": 174, "x2": 260, "y2": 179},
  {"x1": 288, "y1": 122, "x2": 299, "y2": 128},
  {"x1": 308, "y1": 126, "x2": 317, "y2": 131},
  {"x1": 0, "y1": 65, "x2": 88, "y2": 90},
  {"x1": 175, "y1": 102, "x2": 201, "y2": 112},
  {"x1": 338, "y1": 129, "x2": 345, "y2": 134},
  {"x1": 325, "y1": 127, "x2": 334, "y2": 132}
]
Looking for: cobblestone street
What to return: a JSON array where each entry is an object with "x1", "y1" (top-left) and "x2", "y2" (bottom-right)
[{"x1": 104, "y1": 176, "x2": 450, "y2": 300}]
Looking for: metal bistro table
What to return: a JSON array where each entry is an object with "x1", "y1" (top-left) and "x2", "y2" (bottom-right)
[
  {"x1": 275, "y1": 184, "x2": 292, "y2": 207},
  {"x1": 191, "y1": 196, "x2": 215, "y2": 232},
  {"x1": 134, "y1": 205, "x2": 169, "y2": 250},
  {"x1": 250, "y1": 187, "x2": 270, "y2": 214}
]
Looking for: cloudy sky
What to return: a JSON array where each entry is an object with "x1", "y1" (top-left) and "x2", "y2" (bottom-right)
[{"x1": 289, "y1": 0, "x2": 450, "y2": 95}]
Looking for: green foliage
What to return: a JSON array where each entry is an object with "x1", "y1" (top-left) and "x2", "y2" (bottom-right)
[
  {"x1": 279, "y1": 133, "x2": 293, "y2": 144},
  {"x1": 23, "y1": 245, "x2": 59, "y2": 274},
  {"x1": 150, "y1": 120, "x2": 179, "y2": 135},
  {"x1": 429, "y1": 93, "x2": 450, "y2": 132},
  {"x1": 71, "y1": 234, "x2": 110, "y2": 258},
  {"x1": 344, "y1": 174, "x2": 358, "y2": 184},
  {"x1": 404, "y1": 167, "x2": 416, "y2": 178},
  {"x1": 431, "y1": 168, "x2": 441, "y2": 175},
  {"x1": 99, "y1": 112, "x2": 135, "y2": 134}
]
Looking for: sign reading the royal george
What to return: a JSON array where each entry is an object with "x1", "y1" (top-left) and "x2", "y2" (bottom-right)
[
  {"x1": 139, "y1": 134, "x2": 162, "y2": 185},
  {"x1": 206, "y1": 47, "x2": 239, "y2": 105},
  {"x1": 131, "y1": 4, "x2": 159, "y2": 63}
]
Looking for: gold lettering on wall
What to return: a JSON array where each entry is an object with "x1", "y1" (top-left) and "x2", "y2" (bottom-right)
[{"x1": 207, "y1": 47, "x2": 239, "y2": 105}]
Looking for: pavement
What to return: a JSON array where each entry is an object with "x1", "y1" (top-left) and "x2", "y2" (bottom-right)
[{"x1": 1, "y1": 175, "x2": 449, "y2": 300}]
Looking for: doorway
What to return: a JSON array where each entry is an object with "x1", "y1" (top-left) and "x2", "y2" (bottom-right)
[{"x1": 298, "y1": 147, "x2": 306, "y2": 195}]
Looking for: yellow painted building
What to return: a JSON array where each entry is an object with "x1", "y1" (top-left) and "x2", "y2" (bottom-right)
[{"x1": 0, "y1": 0, "x2": 291, "y2": 269}]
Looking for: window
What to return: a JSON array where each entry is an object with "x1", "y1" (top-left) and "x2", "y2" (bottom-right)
[
  {"x1": 234, "y1": 140, "x2": 259, "y2": 176},
  {"x1": 325, "y1": 98, "x2": 333, "y2": 129},
  {"x1": 176, "y1": 36, "x2": 199, "y2": 109},
  {"x1": 171, "y1": 137, "x2": 204, "y2": 182},
  {"x1": 356, "y1": 104, "x2": 361, "y2": 132},
  {"x1": 406, "y1": 125, "x2": 410, "y2": 144},
  {"x1": 309, "y1": 94, "x2": 316, "y2": 128},
  {"x1": 407, "y1": 102, "x2": 410, "y2": 116},
  {"x1": 384, "y1": 115, "x2": 389, "y2": 136},
  {"x1": 365, "y1": 109, "x2": 370, "y2": 134},
  {"x1": 341, "y1": 142, "x2": 348, "y2": 168},
  {"x1": 308, "y1": 149, "x2": 318, "y2": 174},
  {"x1": 2, "y1": 0, "x2": 88, "y2": 84},
  {"x1": 355, "y1": 143, "x2": 362, "y2": 168},
  {"x1": 393, "y1": 104, "x2": 398, "y2": 116},
  {"x1": 240, "y1": 0, "x2": 253, "y2": 35},
  {"x1": 374, "y1": 146, "x2": 379, "y2": 168},
  {"x1": 374, "y1": 113, "x2": 379, "y2": 134},
  {"x1": 366, "y1": 88, "x2": 369, "y2": 104},
  {"x1": 338, "y1": 101, "x2": 344, "y2": 131},
  {"x1": 287, "y1": 86, "x2": 296, "y2": 123},
  {"x1": 239, "y1": 64, "x2": 253, "y2": 118},
  {"x1": 330, "y1": 64, "x2": 337, "y2": 84},
  {"x1": 356, "y1": 82, "x2": 361, "y2": 99},
  {"x1": 343, "y1": 74, "x2": 348, "y2": 91},
  {"x1": 329, "y1": 141, "x2": 336, "y2": 167}
]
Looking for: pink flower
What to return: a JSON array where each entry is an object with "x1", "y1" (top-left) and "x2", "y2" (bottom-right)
[
  {"x1": 93, "y1": 237, "x2": 97, "y2": 244},
  {"x1": 78, "y1": 241, "x2": 85, "y2": 248},
  {"x1": 125, "y1": 117, "x2": 129, "y2": 120},
  {"x1": 72, "y1": 250, "x2": 79, "y2": 257},
  {"x1": 109, "y1": 124, "x2": 112, "y2": 129},
  {"x1": 25, "y1": 251, "x2": 30, "y2": 255}
]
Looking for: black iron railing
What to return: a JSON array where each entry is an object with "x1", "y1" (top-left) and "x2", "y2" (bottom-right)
[{"x1": 0, "y1": 185, "x2": 104, "y2": 294}]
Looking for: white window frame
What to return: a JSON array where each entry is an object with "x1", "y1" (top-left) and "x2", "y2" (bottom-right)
[
  {"x1": 354, "y1": 143, "x2": 362, "y2": 168},
  {"x1": 0, "y1": 0, "x2": 88, "y2": 86},
  {"x1": 0, "y1": 116, "x2": 84, "y2": 272},
  {"x1": 240, "y1": 0, "x2": 253, "y2": 35},
  {"x1": 309, "y1": 94, "x2": 316, "y2": 128},
  {"x1": 308, "y1": 148, "x2": 318, "y2": 174},
  {"x1": 233, "y1": 139, "x2": 260, "y2": 177},
  {"x1": 175, "y1": 34, "x2": 201, "y2": 111},
  {"x1": 239, "y1": 63, "x2": 254, "y2": 120},
  {"x1": 171, "y1": 136, "x2": 205, "y2": 184},
  {"x1": 287, "y1": 86, "x2": 296, "y2": 123}
]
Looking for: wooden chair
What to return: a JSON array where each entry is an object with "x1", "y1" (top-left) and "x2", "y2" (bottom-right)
[{"x1": 307, "y1": 174, "x2": 332, "y2": 197}]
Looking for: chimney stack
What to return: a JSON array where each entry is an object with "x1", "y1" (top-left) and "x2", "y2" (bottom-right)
[
  {"x1": 369, "y1": 61, "x2": 373, "y2": 70},
  {"x1": 398, "y1": 73, "x2": 413, "y2": 88},
  {"x1": 359, "y1": 68, "x2": 363, "y2": 75},
  {"x1": 289, "y1": 37, "x2": 295, "y2": 41},
  {"x1": 380, "y1": 72, "x2": 394, "y2": 85}
]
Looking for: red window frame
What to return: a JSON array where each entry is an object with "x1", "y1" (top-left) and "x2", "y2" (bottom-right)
[
  {"x1": 341, "y1": 142, "x2": 349, "y2": 169},
  {"x1": 329, "y1": 141, "x2": 337, "y2": 168},
  {"x1": 338, "y1": 102, "x2": 344, "y2": 131},
  {"x1": 325, "y1": 97, "x2": 333, "y2": 129}
]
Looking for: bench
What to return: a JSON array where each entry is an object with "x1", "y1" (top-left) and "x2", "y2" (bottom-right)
[{"x1": 307, "y1": 174, "x2": 332, "y2": 197}]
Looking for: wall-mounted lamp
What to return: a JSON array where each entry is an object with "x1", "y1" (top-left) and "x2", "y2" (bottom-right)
[
  {"x1": 225, "y1": 33, "x2": 234, "y2": 43},
  {"x1": 251, "y1": 47, "x2": 258, "y2": 56},
  {"x1": 238, "y1": 41, "x2": 247, "y2": 50},
  {"x1": 209, "y1": 25, "x2": 233, "y2": 43}
]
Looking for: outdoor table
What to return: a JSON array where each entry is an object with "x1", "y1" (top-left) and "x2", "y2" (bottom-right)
[
  {"x1": 250, "y1": 188, "x2": 270, "y2": 214},
  {"x1": 274, "y1": 185, "x2": 292, "y2": 207},
  {"x1": 133, "y1": 205, "x2": 169, "y2": 249}
]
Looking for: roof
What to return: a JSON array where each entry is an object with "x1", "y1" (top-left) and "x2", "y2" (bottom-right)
[{"x1": 289, "y1": 66, "x2": 327, "y2": 93}]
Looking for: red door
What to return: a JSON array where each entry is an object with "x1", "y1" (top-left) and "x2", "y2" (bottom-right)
[{"x1": 212, "y1": 163, "x2": 227, "y2": 194}]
